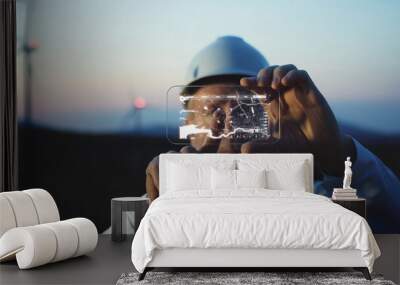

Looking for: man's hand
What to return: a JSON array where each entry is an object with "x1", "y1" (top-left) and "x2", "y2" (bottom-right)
[
  {"x1": 145, "y1": 155, "x2": 161, "y2": 202},
  {"x1": 240, "y1": 65, "x2": 355, "y2": 176}
]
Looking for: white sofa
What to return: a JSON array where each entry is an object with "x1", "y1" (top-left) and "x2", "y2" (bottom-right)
[{"x1": 0, "y1": 188, "x2": 98, "y2": 269}]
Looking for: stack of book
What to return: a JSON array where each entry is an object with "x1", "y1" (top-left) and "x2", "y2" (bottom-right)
[{"x1": 332, "y1": 188, "x2": 358, "y2": 200}]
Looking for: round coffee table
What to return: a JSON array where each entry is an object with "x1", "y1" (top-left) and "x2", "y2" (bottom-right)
[{"x1": 111, "y1": 197, "x2": 149, "y2": 242}]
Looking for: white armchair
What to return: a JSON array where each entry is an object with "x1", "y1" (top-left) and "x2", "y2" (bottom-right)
[{"x1": 0, "y1": 189, "x2": 98, "y2": 269}]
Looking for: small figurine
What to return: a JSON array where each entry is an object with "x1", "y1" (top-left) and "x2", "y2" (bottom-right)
[{"x1": 343, "y1": 157, "x2": 353, "y2": 189}]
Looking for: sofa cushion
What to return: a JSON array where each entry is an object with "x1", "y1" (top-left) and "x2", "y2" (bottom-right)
[{"x1": 0, "y1": 218, "x2": 97, "y2": 269}]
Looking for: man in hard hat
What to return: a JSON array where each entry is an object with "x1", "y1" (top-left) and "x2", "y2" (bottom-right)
[{"x1": 146, "y1": 36, "x2": 400, "y2": 232}]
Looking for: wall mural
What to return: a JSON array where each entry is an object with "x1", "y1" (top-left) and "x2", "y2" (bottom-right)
[{"x1": 16, "y1": 0, "x2": 400, "y2": 233}]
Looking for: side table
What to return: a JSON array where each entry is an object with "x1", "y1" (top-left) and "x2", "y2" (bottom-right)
[
  {"x1": 331, "y1": 198, "x2": 366, "y2": 219},
  {"x1": 111, "y1": 197, "x2": 149, "y2": 242}
]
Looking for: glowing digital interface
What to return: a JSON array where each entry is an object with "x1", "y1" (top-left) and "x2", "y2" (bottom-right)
[{"x1": 166, "y1": 85, "x2": 280, "y2": 144}]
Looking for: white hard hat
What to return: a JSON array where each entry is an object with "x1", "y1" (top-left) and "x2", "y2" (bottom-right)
[{"x1": 185, "y1": 36, "x2": 269, "y2": 86}]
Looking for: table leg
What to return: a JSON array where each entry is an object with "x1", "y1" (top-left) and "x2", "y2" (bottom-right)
[{"x1": 111, "y1": 201, "x2": 123, "y2": 242}]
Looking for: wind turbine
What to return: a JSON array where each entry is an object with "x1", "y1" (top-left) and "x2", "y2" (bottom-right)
[
  {"x1": 121, "y1": 95, "x2": 147, "y2": 132},
  {"x1": 22, "y1": 40, "x2": 39, "y2": 125}
]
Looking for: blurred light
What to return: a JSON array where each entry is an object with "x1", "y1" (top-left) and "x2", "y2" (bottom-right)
[
  {"x1": 134, "y1": 97, "x2": 147, "y2": 109},
  {"x1": 27, "y1": 40, "x2": 40, "y2": 49},
  {"x1": 24, "y1": 40, "x2": 40, "y2": 53}
]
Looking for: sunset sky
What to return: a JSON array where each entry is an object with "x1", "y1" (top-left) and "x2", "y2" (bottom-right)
[{"x1": 16, "y1": 0, "x2": 400, "y2": 133}]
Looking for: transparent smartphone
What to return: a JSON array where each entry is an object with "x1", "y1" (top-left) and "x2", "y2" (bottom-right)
[{"x1": 166, "y1": 85, "x2": 280, "y2": 145}]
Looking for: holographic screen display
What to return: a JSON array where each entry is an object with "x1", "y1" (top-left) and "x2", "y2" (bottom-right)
[{"x1": 166, "y1": 85, "x2": 281, "y2": 145}]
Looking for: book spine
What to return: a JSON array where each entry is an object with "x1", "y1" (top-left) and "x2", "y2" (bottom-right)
[
  {"x1": 332, "y1": 194, "x2": 358, "y2": 200},
  {"x1": 332, "y1": 192, "x2": 358, "y2": 196},
  {"x1": 333, "y1": 189, "x2": 357, "y2": 193}
]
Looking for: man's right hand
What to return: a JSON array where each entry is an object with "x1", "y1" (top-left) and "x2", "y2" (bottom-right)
[{"x1": 240, "y1": 65, "x2": 355, "y2": 176}]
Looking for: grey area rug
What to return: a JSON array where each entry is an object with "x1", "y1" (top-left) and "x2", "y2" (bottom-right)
[{"x1": 116, "y1": 272, "x2": 396, "y2": 285}]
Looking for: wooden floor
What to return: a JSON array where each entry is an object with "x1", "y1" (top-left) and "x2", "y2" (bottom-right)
[{"x1": 0, "y1": 235, "x2": 133, "y2": 285}]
